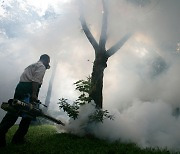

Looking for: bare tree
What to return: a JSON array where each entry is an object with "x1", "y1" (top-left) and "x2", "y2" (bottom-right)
[{"x1": 78, "y1": 0, "x2": 132, "y2": 108}]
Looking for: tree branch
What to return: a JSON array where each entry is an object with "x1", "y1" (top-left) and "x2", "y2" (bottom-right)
[
  {"x1": 107, "y1": 33, "x2": 132, "y2": 57},
  {"x1": 78, "y1": 0, "x2": 99, "y2": 51},
  {"x1": 99, "y1": 0, "x2": 108, "y2": 50}
]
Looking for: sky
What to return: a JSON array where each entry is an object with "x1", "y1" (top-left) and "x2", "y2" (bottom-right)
[{"x1": 0, "y1": 0, "x2": 180, "y2": 151}]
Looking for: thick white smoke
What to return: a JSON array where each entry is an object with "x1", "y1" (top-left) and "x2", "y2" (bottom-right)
[{"x1": 58, "y1": 99, "x2": 180, "y2": 151}]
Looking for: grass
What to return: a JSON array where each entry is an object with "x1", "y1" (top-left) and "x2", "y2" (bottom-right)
[{"x1": 0, "y1": 124, "x2": 177, "y2": 154}]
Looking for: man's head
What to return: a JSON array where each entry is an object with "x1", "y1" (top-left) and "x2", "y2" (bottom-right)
[{"x1": 39, "y1": 54, "x2": 50, "y2": 69}]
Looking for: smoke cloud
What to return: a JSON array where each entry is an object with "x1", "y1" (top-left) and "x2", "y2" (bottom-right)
[{"x1": 0, "y1": 0, "x2": 180, "y2": 151}]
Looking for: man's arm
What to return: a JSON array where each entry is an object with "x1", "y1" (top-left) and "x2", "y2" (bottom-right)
[
  {"x1": 31, "y1": 81, "x2": 40, "y2": 102},
  {"x1": 31, "y1": 64, "x2": 46, "y2": 102}
]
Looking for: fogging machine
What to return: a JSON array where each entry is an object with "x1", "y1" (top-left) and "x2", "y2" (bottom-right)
[{"x1": 1, "y1": 99, "x2": 65, "y2": 126}]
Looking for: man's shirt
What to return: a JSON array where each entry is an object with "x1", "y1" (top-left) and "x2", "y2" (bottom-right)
[{"x1": 20, "y1": 61, "x2": 46, "y2": 84}]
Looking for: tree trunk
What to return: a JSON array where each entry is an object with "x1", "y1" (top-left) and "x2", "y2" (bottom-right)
[{"x1": 89, "y1": 51, "x2": 108, "y2": 108}]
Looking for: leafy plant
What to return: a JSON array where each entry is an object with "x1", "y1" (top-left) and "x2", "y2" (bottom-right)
[
  {"x1": 58, "y1": 76, "x2": 114, "y2": 123},
  {"x1": 74, "y1": 76, "x2": 92, "y2": 105},
  {"x1": 58, "y1": 98, "x2": 79, "y2": 120},
  {"x1": 89, "y1": 109, "x2": 114, "y2": 123}
]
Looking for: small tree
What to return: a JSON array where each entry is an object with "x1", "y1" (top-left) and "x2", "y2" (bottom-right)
[{"x1": 78, "y1": 0, "x2": 132, "y2": 108}]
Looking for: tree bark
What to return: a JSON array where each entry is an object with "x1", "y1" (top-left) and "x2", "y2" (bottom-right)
[{"x1": 89, "y1": 51, "x2": 108, "y2": 108}]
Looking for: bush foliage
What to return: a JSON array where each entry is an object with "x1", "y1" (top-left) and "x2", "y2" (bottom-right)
[{"x1": 58, "y1": 76, "x2": 114, "y2": 123}]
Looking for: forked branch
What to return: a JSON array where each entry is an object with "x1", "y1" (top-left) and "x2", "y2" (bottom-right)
[
  {"x1": 107, "y1": 33, "x2": 132, "y2": 57},
  {"x1": 99, "y1": 0, "x2": 108, "y2": 50},
  {"x1": 78, "y1": 0, "x2": 99, "y2": 52}
]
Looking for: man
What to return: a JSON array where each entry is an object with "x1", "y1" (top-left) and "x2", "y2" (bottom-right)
[{"x1": 0, "y1": 54, "x2": 50, "y2": 147}]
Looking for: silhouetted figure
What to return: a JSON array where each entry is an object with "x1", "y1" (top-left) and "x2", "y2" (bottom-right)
[{"x1": 0, "y1": 54, "x2": 50, "y2": 147}]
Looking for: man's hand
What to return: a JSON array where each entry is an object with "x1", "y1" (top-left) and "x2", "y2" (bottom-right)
[
  {"x1": 32, "y1": 82, "x2": 40, "y2": 102},
  {"x1": 31, "y1": 93, "x2": 38, "y2": 102}
]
